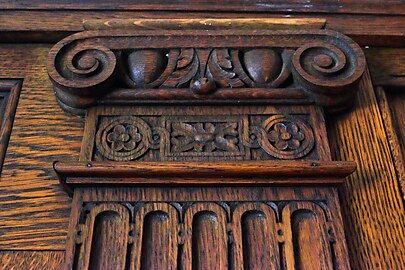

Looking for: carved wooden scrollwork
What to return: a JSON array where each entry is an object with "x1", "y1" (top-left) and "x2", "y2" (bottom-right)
[
  {"x1": 49, "y1": 24, "x2": 363, "y2": 270},
  {"x1": 47, "y1": 30, "x2": 365, "y2": 115}
]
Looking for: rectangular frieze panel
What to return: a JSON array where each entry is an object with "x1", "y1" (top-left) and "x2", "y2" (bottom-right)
[{"x1": 81, "y1": 105, "x2": 330, "y2": 162}]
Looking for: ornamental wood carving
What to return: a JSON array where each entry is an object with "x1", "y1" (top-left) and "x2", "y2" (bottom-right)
[
  {"x1": 81, "y1": 105, "x2": 325, "y2": 162},
  {"x1": 47, "y1": 29, "x2": 365, "y2": 115},
  {"x1": 54, "y1": 161, "x2": 355, "y2": 270},
  {"x1": 48, "y1": 24, "x2": 366, "y2": 270}
]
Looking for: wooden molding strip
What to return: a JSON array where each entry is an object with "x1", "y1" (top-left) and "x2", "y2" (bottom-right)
[
  {"x1": 54, "y1": 160, "x2": 356, "y2": 180},
  {"x1": 83, "y1": 18, "x2": 326, "y2": 31}
]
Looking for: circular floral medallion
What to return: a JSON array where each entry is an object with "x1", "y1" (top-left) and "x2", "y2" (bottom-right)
[
  {"x1": 261, "y1": 115, "x2": 314, "y2": 159},
  {"x1": 96, "y1": 116, "x2": 152, "y2": 161}
]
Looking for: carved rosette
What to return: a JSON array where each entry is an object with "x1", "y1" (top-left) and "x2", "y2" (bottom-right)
[
  {"x1": 93, "y1": 114, "x2": 315, "y2": 161},
  {"x1": 258, "y1": 115, "x2": 314, "y2": 159},
  {"x1": 48, "y1": 30, "x2": 365, "y2": 115},
  {"x1": 95, "y1": 117, "x2": 152, "y2": 161}
]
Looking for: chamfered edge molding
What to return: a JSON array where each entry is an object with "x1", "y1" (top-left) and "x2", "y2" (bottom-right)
[{"x1": 47, "y1": 28, "x2": 366, "y2": 115}]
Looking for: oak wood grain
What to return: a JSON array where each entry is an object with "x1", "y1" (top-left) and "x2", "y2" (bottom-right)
[
  {"x1": 83, "y1": 18, "x2": 326, "y2": 31},
  {"x1": 54, "y1": 160, "x2": 356, "y2": 178},
  {"x1": 0, "y1": 12, "x2": 403, "y2": 270},
  {"x1": 0, "y1": 45, "x2": 82, "y2": 250},
  {"x1": 0, "y1": 251, "x2": 64, "y2": 270},
  {"x1": 0, "y1": 80, "x2": 21, "y2": 173},
  {"x1": 375, "y1": 86, "x2": 405, "y2": 202},
  {"x1": 327, "y1": 70, "x2": 405, "y2": 269},
  {"x1": 66, "y1": 185, "x2": 350, "y2": 270}
]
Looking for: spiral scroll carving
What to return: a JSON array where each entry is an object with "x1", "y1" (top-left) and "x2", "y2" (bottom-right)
[
  {"x1": 51, "y1": 45, "x2": 116, "y2": 90},
  {"x1": 48, "y1": 30, "x2": 365, "y2": 115},
  {"x1": 292, "y1": 42, "x2": 365, "y2": 111},
  {"x1": 49, "y1": 43, "x2": 117, "y2": 114}
]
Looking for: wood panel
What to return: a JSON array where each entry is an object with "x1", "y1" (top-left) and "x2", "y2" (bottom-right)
[
  {"x1": 65, "y1": 186, "x2": 350, "y2": 270},
  {"x1": 327, "y1": 70, "x2": 405, "y2": 269},
  {"x1": 375, "y1": 87, "x2": 405, "y2": 202},
  {"x1": 0, "y1": 251, "x2": 64, "y2": 270},
  {"x1": 0, "y1": 0, "x2": 404, "y2": 15},
  {"x1": 0, "y1": 80, "x2": 21, "y2": 172},
  {"x1": 0, "y1": 45, "x2": 82, "y2": 250},
  {"x1": 0, "y1": 15, "x2": 403, "y2": 270},
  {"x1": 366, "y1": 48, "x2": 405, "y2": 88},
  {"x1": 0, "y1": 11, "x2": 404, "y2": 46}
]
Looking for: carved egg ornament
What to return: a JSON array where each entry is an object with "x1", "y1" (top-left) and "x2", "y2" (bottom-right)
[
  {"x1": 127, "y1": 49, "x2": 167, "y2": 86},
  {"x1": 243, "y1": 49, "x2": 282, "y2": 84}
]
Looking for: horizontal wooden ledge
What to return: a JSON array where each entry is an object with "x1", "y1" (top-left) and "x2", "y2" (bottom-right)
[
  {"x1": 83, "y1": 18, "x2": 326, "y2": 31},
  {"x1": 54, "y1": 160, "x2": 356, "y2": 184},
  {"x1": 101, "y1": 88, "x2": 309, "y2": 104}
]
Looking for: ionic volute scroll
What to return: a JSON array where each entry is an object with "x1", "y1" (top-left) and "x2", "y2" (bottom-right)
[{"x1": 47, "y1": 29, "x2": 365, "y2": 115}]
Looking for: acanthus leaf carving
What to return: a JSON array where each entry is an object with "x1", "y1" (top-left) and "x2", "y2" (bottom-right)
[{"x1": 48, "y1": 30, "x2": 365, "y2": 115}]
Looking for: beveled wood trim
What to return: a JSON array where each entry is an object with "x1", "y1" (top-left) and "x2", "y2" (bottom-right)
[
  {"x1": 0, "y1": 80, "x2": 22, "y2": 174},
  {"x1": 54, "y1": 160, "x2": 356, "y2": 187},
  {"x1": 83, "y1": 18, "x2": 327, "y2": 31},
  {"x1": 54, "y1": 160, "x2": 356, "y2": 177},
  {"x1": 1, "y1": 1, "x2": 404, "y2": 15}
]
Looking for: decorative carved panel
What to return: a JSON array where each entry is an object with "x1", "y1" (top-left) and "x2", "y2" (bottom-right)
[
  {"x1": 47, "y1": 29, "x2": 365, "y2": 115},
  {"x1": 80, "y1": 105, "x2": 327, "y2": 162},
  {"x1": 54, "y1": 161, "x2": 354, "y2": 269},
  {"x1": 48, "y1": 24, "x2": 366, "y2": 269},
  {"x1": 70, "y1": 200, "x2": 341, "y2": 270}
]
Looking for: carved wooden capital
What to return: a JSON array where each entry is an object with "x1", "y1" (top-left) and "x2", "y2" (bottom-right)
[
  {"x1": 47, "y1": 29, "x2": 365, "y2": 115},
  {"x1": 48, "y1": 23, "x2": 363, "y2": 269}
]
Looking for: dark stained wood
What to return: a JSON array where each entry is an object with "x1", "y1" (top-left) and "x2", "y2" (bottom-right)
[
  {"x1": 64, "y1": 186, "x2": 351, "y2": 270},
  {"x1": 365, "y1": 48, "x2": 405, "y2": 88},
  {"x1": 83, "y1": 18, "x2": 327, "y2": 31},
  {"x1": 54, "y1": 160, "x2": 356, "y2": 195},
  {"x1": 80, "y1": 105, "x2": 331, "y2": 162},
  {"x1": 0, "y1": 6, "x2": 403, "y2": 270},
  {"x1": 0, "y1": 45, "x2": 82, "y2": 250},
  {"x1": 0, "y1": 0, "x2": 404, "y2": 15},
  {"x1": 327, "y1": 70, "x2": 405, "y2": 269},
  {"x1": 47, "y1": 28, "x2": 365, "y2": 114},
  {"x1": 1, "y1": 11, "x2": 404, "y2": 46},
  {"x1": 55, "y1": 160, "x2": 356, "y2": 179},
  {"x1": 46, "y1": 23, "x2": 365, "y2": 269}
]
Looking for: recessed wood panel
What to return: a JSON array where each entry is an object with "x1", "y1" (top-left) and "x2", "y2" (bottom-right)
[
  {"x1": 0, "y1": 45, "x2": 83, "y2": 250},
  {"x1": 0, "y1": 80, "x2": 21, "y2": 173}
]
